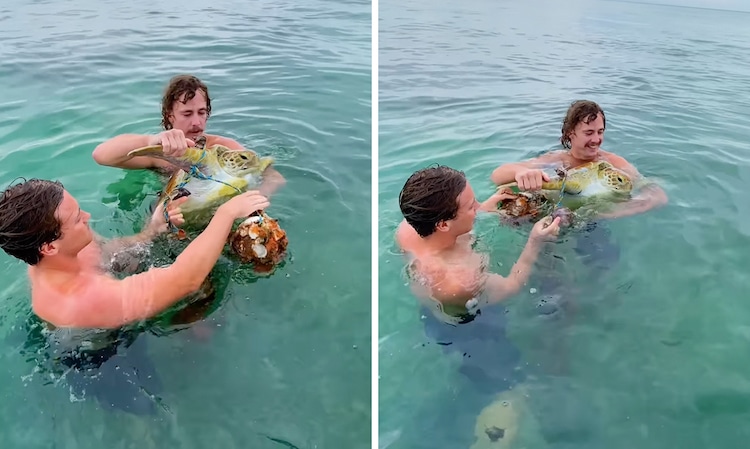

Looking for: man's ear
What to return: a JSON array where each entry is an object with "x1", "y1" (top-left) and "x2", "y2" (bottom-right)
[
  {"x1": 435, "y1": 220, "x2": 450, "y2": 233},
  {"x1": 39, "y1": 241, "x2": 59, "y2": 257}
]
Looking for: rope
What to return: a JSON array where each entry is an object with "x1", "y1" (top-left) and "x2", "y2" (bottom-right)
[{"x1": 554, "y1": 174, "x2": 567, "y2": 209}]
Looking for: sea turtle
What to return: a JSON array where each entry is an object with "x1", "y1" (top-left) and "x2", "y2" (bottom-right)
[
  {"x1": 538, "y1": 160, "x2": 633, "y2": 197},
  {"x1": 470, "y1": 386, "x2": 541, "y2": 449},
  {"x1": 129, "y1": 143, "x2": 289, "y2": 271},
  {"x1": 498, "y1": 160, "x2": 633, "y2": 198},
  {"x1": 496, "y1": 160, "x2": 633, "y2": 224},
  {"x1": 127, "y1": 143, "x2": 274, "y2": 230}
]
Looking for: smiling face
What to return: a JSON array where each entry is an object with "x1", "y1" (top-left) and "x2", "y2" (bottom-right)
[
  {"x1": 560, "y1": 100, "x2": 606, "y2": 161},
  {"x1": 568, "y1": 113, "x2": 605, "y2": 161}
]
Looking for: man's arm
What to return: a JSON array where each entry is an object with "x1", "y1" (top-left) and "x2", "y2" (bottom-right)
[
  {"x1": 482, "y1": 237, "x2": 544, "y2": 303},
  {"x1": 92, "y1": 134, "x2": 162, "y2": 169},
  {"x1": 490, "y1": 152, "x2": 562, "y2": 185},
  {"x1": 598, "y1": 153, "x2": 669, "y2": 219},
  {"x1": 428, "y1": 218, "x2": 559, "y2": 306},
  {"x1": 68, "y1": 208, "x2": 238, "y2": 328},
  {"x1": 42, "y1": 192, "x2": 269, "y2": 329},
  {"x1": 258, "y1": 166, "x2": 286, "y2": 198},
  {"x1": 92, "y1": 129, "x2": 193, "y2": 170},
  {"x1": 429, "y1": 236, "x2": 546, "y2": 306},
  {"x1": 596, "y1": 183, "x2": 668, "y2": 219},
  {"x1": 71, "y1": 213, "x2": 242, "y2": 328},
  {"x1": 97, "y1": 196, "x2": 188, "y2": 261}
]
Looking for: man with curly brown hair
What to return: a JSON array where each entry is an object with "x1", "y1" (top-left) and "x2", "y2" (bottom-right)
[
  {"x1": 92, "y1": 74, "x2": 285, "y2": 198},
  {"x1": 490, "y1": 99, "x2": 667, "y2": 219}
]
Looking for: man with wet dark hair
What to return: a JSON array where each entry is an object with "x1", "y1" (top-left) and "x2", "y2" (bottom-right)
[
  {"x1": 490, "y1": 99, "x2": 667, "y2": 219},
  {"x1": 0, "y1": 177, "x2": 269, "y2": 329},
  {"x1": 396, "y1": 165, "x2": 562, "y2": 448},
  {"x1": 92, "y1": 74, "x2": 285, "y2": 198},
  {"x1": 397, "y1": 165, "x2": 560, "y2": 316},
  {"x1": 399, "y1": 165, "x2": 469, "y2": 238}
]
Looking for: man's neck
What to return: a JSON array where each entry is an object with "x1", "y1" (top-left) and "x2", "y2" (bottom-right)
[{"x1": 419, "y1": 232, "x2": 460, "y2": 254}]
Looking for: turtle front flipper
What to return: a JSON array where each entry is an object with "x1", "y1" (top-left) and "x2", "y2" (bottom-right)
[
  {"x1": 128, "y1": 145, "x2": 209, "y2": 171},
  {"x1": 497, "y1": 179, "x2": 576, "y2": 195}
]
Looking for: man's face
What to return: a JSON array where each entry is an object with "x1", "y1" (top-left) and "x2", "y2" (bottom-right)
[
  {"x1": 168, "y1": 90, "x2": 208, "y2": 140},
  {"x1": 447, "y1": 183, "x2": 480, "y2": 236},
  {"x1": 568, "y1": 113, "x2": 604, "y2": 160},
  {"x1": 48, "y1": 190, "x2": 93, "y2": 256}
]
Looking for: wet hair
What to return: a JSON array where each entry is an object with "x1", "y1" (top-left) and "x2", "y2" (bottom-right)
[
  {"x1": 560, "y1": 100, "x2": 606, "y2": 148},
  {"x1": 0, "y1": 178, "x2": 64, "y2": 265},
  {"x1": 399, "y1": 165, "x2": 467, "y2": 238},
  {"x1": 161, "y1": 74, "x2": 212, "y2": 130}
]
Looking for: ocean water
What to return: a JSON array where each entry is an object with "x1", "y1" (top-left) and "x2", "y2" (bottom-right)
[
  {"x1": 379, "y1": 1, "x2": 750, "y2": 448},
  {"x1": 0, "y1": 0, "x2": 371, "y2": 448}
]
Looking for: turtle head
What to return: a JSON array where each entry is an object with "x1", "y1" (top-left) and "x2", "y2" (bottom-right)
[
  {"x1": 215, "y1": 146, "x2": 275, "y2": 177},
  {"x1": 599, "y1": 162, "x2": 633, "y2": 194}
]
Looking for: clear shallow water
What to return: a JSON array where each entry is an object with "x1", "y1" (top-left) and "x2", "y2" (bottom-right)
[
  {"x1": 0, "y1": 0, "x2": 371, "y2": 448},
  {"x1": 379, "y1": 0, "x2": 750, "y2": 448}
]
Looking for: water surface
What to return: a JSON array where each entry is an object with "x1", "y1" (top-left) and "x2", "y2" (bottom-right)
[
  {"x1": 379, "y1": 1, "x2": 750, "y2": 448},
  {"x1": 0, "y1": 1, "x2": 371, "y2": 448}
]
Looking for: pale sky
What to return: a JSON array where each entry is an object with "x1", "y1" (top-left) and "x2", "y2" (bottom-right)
[{"x1": 634, "y1": 0, "x2": 750, "y2": 12}]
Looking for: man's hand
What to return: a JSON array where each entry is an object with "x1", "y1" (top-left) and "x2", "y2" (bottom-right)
[
  {"x1": 515, "y1": 168, "x2": 550, "y2": 191},
  {"x1": 147, "y1": 196, "x2": 189, "y2": 235},
  {"x1": 147, "y1": 129, "x2": 196, "y2": 158},
  {"x1": 530, "y1": 215, "x2": 561, "y2": 242},
  {"x1": 217, "y1": 191, "x2": 271, "y2": 219},
  {"x1": 480, "y1": 187, "x2": 519, "y2": 211}
]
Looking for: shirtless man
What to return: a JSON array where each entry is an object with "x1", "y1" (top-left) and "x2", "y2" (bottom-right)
[
  {"x1": 490, "y1": 100, "x2": 668, "y2": 219},
  {"x1": 395, "y1": 166, "x2": 561, "y2": 448},
  {"x1": 92, "y1": 74, "x2": 285, "y2": 198},
  {"x1": 396, "y1": 165, "x2": 561, "y2": 318},
  {"x1": 0, "y1": 178, "x2": 269, "y2": 329}
]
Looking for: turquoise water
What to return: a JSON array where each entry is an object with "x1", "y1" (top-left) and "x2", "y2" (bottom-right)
[
  {"x1": 0, "y1": 1, "x2": 371, "y2": 448},
  {"x1": 379, "y1": 1, "x2": 750, "y2": 448}
]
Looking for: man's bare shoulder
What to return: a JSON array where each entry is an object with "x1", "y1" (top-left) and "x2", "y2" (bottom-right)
[
  {"x1": 394, "y1": 220, "x2": 416, "y2": 251},
  {"x1": 524, "y1": 150, "x2": 567, "y2": 168},
  {"x1": 599, "y1": 150, "x2": 640, "y2": 177},
  {"x1": 536, "y1": 150, "x2": 568, "y2": 161},
  {"x1": 31, "y1": 271, "x2": 108, "y2": 327},
  {"x1": 206, "y1": 134, "x2": 244, "y2": 150},
  {"x1": 394, "y1": 221, "x2": 438, "y2": 260}
]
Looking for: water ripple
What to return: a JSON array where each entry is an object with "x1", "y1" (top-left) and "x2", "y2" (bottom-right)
[
  {"x1": 380, "y1": 0, "x2": 750, "y2": 447},
  {"x1": 0, "y1": 0, "x2": 370, "y2": 448}
]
